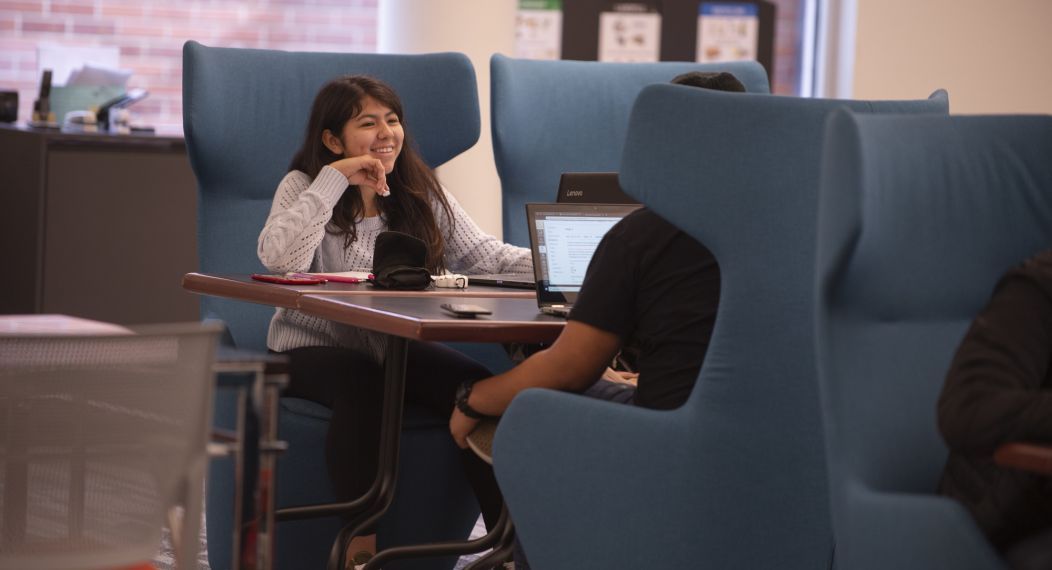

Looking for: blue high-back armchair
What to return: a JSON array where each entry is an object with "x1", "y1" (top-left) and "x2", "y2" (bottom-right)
[
  {"x1": 490, "y1": 54, "x2": 770, "y2": 247},
  {"x1": 183, "y1": 41, "x2": 482, "y2": 570},
  {"x1": 492, "y1": 85, "x2": 949, "y2": 569},
  {"x1": 816, "y1": 111, "x2": 1052, "y2": 569}
]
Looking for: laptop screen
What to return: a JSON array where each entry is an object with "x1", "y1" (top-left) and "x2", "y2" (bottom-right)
[{"x1": 526, "y1": 203, "x2": 643, "y2": 306}]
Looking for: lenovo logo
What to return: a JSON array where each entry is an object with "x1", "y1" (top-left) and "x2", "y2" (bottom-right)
[{"x1": 566, "y1": 189, "x2": 584, "y2": 197}]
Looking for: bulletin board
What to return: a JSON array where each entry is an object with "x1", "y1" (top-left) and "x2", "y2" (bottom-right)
[{"x1": 560, "y1": 0, "x2": 775, "y2": 78}]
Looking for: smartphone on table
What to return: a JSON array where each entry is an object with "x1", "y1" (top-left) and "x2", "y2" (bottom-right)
[
  {"x1": 251, "y1": 273, "x2": 326, "y2": 285},
  {"x1": 440, "y1": 303, "x2": 492, "y2": 318}
]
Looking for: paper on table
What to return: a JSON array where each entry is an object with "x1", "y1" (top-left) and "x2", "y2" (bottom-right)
[
  {"x1": 305, "y1": 271, "x2": 372, "y2": 280},
  {"x1": 67, "y1": 63, "x2": 132, "y2": 88},
  {"x1": 37, "y1": 43, "x2": 119, "y2": 86},
  {"x1": 46, "y1": 61, "x2": 133, "y2": 125},
  {"x1": 50, "y1": 85, "x2": 123, "y2": 125}
]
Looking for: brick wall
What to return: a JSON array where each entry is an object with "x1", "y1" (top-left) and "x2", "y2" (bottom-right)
[
  {"x1": 768, "y1": 0, "x2": 801, "y2": 95},
  {"x1": 0, "y1": 0, "x2": 379, "y2": 133},
  {"x1": 0, "y1": 0, "x2": 802, "y2": 134}
]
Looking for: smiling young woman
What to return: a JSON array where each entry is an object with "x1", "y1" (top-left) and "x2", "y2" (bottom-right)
[
  {"x1": 256, "y1": 74, "x2": 531, "y2": 566},
  {"x1": 279, "y1": 75, "x2": 452, "y2": 270}
]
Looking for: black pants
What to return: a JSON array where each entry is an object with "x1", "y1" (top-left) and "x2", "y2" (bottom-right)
[
  {"x1": 1006, "y1": 527, "x2": 1052, "y2": 570},
  {"x1": 281, "y1": 341, "x2": 504, "y2": 531}
]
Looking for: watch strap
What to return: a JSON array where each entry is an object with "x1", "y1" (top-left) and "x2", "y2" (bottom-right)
[{"x1": 455, "y1": 381, "x2": 488, "y2": 420}]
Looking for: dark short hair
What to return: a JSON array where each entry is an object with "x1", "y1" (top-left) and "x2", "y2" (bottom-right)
[{"x1": 670, "y1": 71, "x2": 746, "y2": 93}]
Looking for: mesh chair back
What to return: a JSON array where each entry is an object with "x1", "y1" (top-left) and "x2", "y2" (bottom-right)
[{"x1": 0, "y1": 322, "x2": 220, "y2": 569}]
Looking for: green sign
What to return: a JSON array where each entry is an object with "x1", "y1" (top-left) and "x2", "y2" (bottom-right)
[{"x1": 519, "y1": 0, "x2": 562, "y2": 10}]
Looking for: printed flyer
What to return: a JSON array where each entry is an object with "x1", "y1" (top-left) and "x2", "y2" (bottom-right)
[
  {"x1": 598, "y1": 2, "x2": 661, "y2": 63},
  {"x1": 516, "y1": 0, "x2": 563, "y2": 60},
  {"x1": 696, "y1": 2, "x2": 759, "y2": 63}
]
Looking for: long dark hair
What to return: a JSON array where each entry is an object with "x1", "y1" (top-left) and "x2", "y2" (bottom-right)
[{"x1": 289, "y1": 75, "x2": 453, "y2": 273}]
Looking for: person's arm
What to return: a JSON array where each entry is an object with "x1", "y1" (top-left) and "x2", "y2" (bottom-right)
[
  {"x1": 938, "y1": 274, "x2": 1052, "y2": 452},
  {"x1": 449, "y1": 320, "x2": 621, "y2": 448},
  {"x1": 257, "y1": 157, "x2": 389, "y2": 274},
  {"x1": 436, "y1": 189, "x2": 532, "y2": 274},
  {"x1": 450, "y1": 215, "x2": 640, "y2": 447},
  {"x1": 257, "y1": 167, "x2": 348, "y2": 273}
]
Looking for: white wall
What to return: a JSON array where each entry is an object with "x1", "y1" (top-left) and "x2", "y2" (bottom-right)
[
  {"x1": 851, "y1": 0, "x2": 1052, "y2": 114},
  {"x1": 378, "y1": 0, "x2": 516, "y2": 238}
]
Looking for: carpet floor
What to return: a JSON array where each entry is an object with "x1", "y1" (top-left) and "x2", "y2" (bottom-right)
[{"x1": 154, "y1": 515, "x2": 489, "y2": 569}]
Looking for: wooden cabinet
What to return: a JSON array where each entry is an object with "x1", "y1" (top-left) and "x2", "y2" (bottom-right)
[{"x1": 0, "y1": 125, "x2": 199, "y2": 324}]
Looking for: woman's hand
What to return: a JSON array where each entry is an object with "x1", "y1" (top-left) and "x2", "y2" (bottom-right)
[
  {"x1": 331, "y1": 155, "x2": 390, "y2": 197},
  {"x1": 601, "y1": 367, "x2": 639, "y2": 386},
  {"x1": 449, "y1": 408, "x2": 479, "y2": 449}
]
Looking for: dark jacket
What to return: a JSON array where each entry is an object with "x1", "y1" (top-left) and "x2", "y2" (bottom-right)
[{"x1": 938, "y1": 249, "x2": 1052, "y2": 550}]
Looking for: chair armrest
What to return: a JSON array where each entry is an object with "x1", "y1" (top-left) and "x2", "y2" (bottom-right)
[
  {"x1": 491, "y1": 388, "x2": 730, "y2": 569},
  {"x1": 842, "y1": 484, "x2": 1005, "y2": 570}
]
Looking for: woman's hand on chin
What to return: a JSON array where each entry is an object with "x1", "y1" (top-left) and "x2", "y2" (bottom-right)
[{"x1": 332, "y1": 155, "x2": 390, "y2": 197}]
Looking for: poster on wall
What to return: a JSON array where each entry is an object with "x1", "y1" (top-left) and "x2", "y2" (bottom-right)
[
  {"x1": 516, "y1": 0, "x2": 563, "y2": 60},
  {"x1": 696, "y1": 2, "x2": 759, "y2": 63},
  {"x1": 598, "y1": 2, "x2": 662, "y2": 63}
]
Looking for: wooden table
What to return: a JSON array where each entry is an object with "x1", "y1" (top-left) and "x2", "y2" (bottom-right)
[
  {"x1": 181, "y1": 274, "x2": 564, "y2": 568},
  {"x1": 994, "y1": 443, "x2": 1052, "y2": 476},
  {"x1": 297, "y1": 294, "x2": 564, "y2": 343},
  {"x1": 182, "y1": 273, "x2": 535, "y2": 310}
]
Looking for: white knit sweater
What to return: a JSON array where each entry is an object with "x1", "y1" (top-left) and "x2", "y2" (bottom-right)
[{"x1": 258, "y1": 165, "x2": 532, "y2": 361}]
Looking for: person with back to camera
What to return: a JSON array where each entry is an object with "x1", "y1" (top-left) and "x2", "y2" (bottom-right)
[
  {"x1": 938, "y1": 249, "x2": 1052, "y2": 570},
  {"x1": 448, "y1": 71, "x2": 746, "y2": 569},
  {"x1": 257, "y1": 75, "x2": 532, "y2": 567}
]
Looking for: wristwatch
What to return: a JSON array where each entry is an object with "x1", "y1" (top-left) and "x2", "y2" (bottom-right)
[{"x1": 454, "y1": 380, "x2": 488, "y2": 420}]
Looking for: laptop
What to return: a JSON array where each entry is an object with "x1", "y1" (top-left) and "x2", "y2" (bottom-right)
[
  {"x1": 470, "y1": 174, "x2": 637, "y2": 289},
  {"x1": 556, "y1": 172, "x2": 639, "y2": 204},
  {"x1": 467, "y1": 271, "x2": 535, "y2": 289},
  {"x1": 527, "y1": 202, "x2": 642, "y2": 317}
]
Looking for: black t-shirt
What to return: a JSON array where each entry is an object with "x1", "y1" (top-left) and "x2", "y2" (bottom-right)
[{"x1": 569, "y1": 208, "x2": 720, "y2": 410}]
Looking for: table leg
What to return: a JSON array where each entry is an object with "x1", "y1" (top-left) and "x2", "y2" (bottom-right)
[
  {"x1": 325, "y1": 335, "x2": 409, "y2": 570},
  {"x1": 276, "y1": 335, "x2": 410, "y2": 527},
  {"x1": 362, "y1": 505, "x2": 513, "y2": 569}
]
